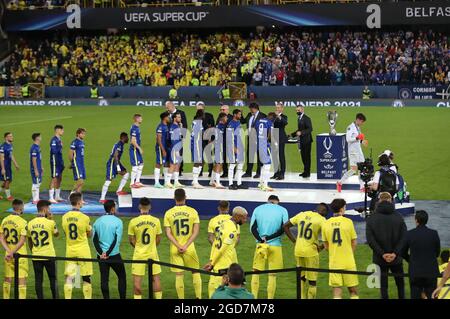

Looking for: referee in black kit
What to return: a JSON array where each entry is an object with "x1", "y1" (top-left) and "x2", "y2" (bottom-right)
[{"x1": 93, "y1": 200, "x2": 127, "y2": 299}]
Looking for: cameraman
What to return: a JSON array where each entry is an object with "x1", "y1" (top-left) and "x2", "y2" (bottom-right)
[
  {"x1": 383, "y1": 150, "x2": 398, "y2": 173},
  {"x1": 371, "y1": 154, "x2": 399, "y2": 198}
]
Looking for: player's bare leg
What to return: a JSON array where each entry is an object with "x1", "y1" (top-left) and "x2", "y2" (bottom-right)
[
  {"x1": 0, "y1": 181, "x2": 4, "y2": 200},
  {"x1": 153, "y1": 275, "x2": 162, "y2": 299},
  {"x1": 332, "y1": 287, "x2": 343, "y2": 299},
  {"x1": 133, "y1": 275, "x2": 143, "y2": 299},
  {"x1": 72, "y1": 179, "x2": 84, "y2": 194},
  {"x1": 348, "y1": 286, "x2": 359, "y2": 299}
]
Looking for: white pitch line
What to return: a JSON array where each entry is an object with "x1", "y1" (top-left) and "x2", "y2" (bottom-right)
[{"x1": 1, "y1": 116, "x2": 73, "y2": 127}]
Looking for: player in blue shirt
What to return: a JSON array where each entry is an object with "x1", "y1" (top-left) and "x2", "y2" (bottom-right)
[
  {"x1": 250, "y1": 195, "x2": 289, "y2": 299},
  {"x1": 255, "y1": 112, "x2": 276, "y2": 191},
  {"x1": 49, "y1": 125, "x2": 65, "y2": 203},
  {"x1": 100, "y1": 132, "x2": 129, "y2": 203},
  {"x1": 191, "y1": 109, "x2": 205, "y2": 189},
  {"x1": 69, "y1": 128, "x2": 86, "y2": 194},
  {"x1": 226, "y1": 109, "x2": 247, "y2": 190},
  {"x1": 130, "y1": 114, "x2": 144, "y2": 189},
  {"x1": 0, "y1": 132, "x2": 19, "y2": 201},
  {"x1": 30, "y1": 133, "x2": 43, "y2": 204},
  {"x1": 154, "y1": 112, "x2": 170, "y2": 189},
  {"x1": 165, "y1": 112, "x2": 184, "y2": 189},
  {"x1": 210, "y1": 112, "x2": 228, "y2": 189}
]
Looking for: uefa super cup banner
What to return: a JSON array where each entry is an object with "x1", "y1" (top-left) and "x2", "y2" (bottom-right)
[
  {"x1": 316, "y1": 133, "x2": 348, "y2": 180},
  {"x1": 4, "y1": 1, "x2": 450, "y2": 30}
]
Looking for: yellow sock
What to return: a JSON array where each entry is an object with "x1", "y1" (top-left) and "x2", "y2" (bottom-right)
[
  {"x1": 83, "y1": 282, "x2": 92, "y2": 299},
  {"x1": 350, "y1": 294, "x2": 359, "y2": 299},
  {"x1": 18, "y1": 285, "x2": 26, "y2": 299},
  {"x1": 308, "y1": 286, "x2": 317, "y2": 299},
  {"x1": 192, "y1": 273, "x2": 202, "y2": 299},
  {"x1": 251, "y1": 275, "x2": 260, "y2": 299},
  {"x1": 64, "y1": 284, "x2": 73, "y2": 299},
  {"x1": 267, "y1": 275, "x2": 277, "y2": 299},
  {"x1": 154, "y1": 291, "x2": 162, "y2": 299},
  {"x1": 134, "y1": 294, "x2": 142, "y2": 299},
  {"x1": 3, "y1": 282, "x2": 11, "y2": 299},
  {"x1": 175, "y1": 275, "x2": 185, "y2": 299},
  {"x1": 300, "y1": 280, "x2": 306, "y2": 299}
]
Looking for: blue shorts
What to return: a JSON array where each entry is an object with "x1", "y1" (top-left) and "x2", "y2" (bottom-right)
[
  {"x1": 50, "y1": 159, "x2": 64, "y2": 178},
  {"x1": 106, "y1": 162, "x2": 126, "y2": 180},
  {"x1": 259, "y1": 145, "x2": 272, "y2": 165},
  {"x1": 0, "y1": 164, "x2": 12, "y2": 182},
  {"x1": 72, "y1": 161, "x2": 86, "y2": 181},
  {"x1": 155, "y1": 145, "x2": 168, "y2": 166},
  {"x1": 130, "y1": 148, "x2": 143, "y2": 167},
  {"x1": 168, "y1": 146, "x2": 182, "y2": 165},
  {"x1": 190, "y1": 142, "x2": 203, "y2": 164},
  {"x1": 31, "y1": 171, "x2": 43, "y2": 184}
]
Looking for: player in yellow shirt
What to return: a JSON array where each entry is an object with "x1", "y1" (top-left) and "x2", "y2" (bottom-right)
[
  {"x1": 0, "y1": 199, "x2": 28, "y2": 299},
  {"x1": 27, "y1": 199, "x2": 59, "y2": 299},
  {"x1": 61, "y1": 192, "x2": 93, "y2": 299},
  {"x1": 322, "y1": 198, "x2": 359, "y2": 299},
  {"x1": 283, "y1": 203, "x2": 328, "y2": 299},
  {"x1": 433, "y1": 250, "x2": 450, "y2": 299},
  {"x1": 204, "y1": 206, "x2": 248, "y2": 298},
  {"x1": 128, "y1": 197, "x2": 163, "y2": 299},
  {"x1": 164, "y1": 189, "x2": 202, "y2": 299}
]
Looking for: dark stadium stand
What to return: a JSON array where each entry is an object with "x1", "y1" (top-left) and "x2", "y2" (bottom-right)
[{"x1": 2, "y1": 29, "x2": 449, "y2": 87}]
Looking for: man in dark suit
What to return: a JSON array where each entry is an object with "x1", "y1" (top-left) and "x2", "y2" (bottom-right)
[
  {"x1": 291, "y1": 105, "x2": 313, "y2": 178},
  {"x1": 272, "y1": 103, "x2": 288, "y2": 180},
  {"x1": 401, "y1": 210, "x2": 441, "y2": 299},
  {"x1": 216, "y1": 105, "x2": 233, "y2": 178},
  {"x1": 166, "y1": 101, "x2": 188, "y2": 175},
  {"x1": 366, "y1": 192, "x2": 407, "y2": 299},
  {"x1": 242, "y1": 102, "x2": 266, "y2": 178},
  {"x1": 195, "y1": 102, "x2": 215, "y2": 177}
]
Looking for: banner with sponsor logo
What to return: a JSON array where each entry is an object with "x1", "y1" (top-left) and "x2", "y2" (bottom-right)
[
  {"x1": 4, "y1": 1, "x2": 450, "y2": 31},
  {"x1": 1, "y1": 98, "x2": 450, "y2": 108},
  {"x1": 398, "y1": 85, "x2": 450, "y2": 100},
  {"x1": 316, "y1": 134, "x2": 348, "y2": 180}
]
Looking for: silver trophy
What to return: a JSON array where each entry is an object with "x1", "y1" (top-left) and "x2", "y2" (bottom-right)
[{"x1": 327, "y1": 110, "x2": 338, "y2": 135}]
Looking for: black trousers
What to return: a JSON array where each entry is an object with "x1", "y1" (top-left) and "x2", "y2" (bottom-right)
[
  {"x1": 409, "y1": 276, "x2": 437, "y2": 299},
  {"x1": 300, "y1": 142, "x2": 312, "y2": 175},
  {"x1": 378, "y1": 263, "x2": 405, "y2": 299},
  {"x1": 98, "y1": 254, "x2": 127, "y2": 299},
  {"x1": 32, "y1": 260, "x2": 57, "y2": 299},
  {"x1": 275, "y1": 140, "x2": 286, "y2": 176}
]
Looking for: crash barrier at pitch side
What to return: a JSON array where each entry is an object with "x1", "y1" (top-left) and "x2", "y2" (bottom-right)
[{"x1": 13, "y1": 253, "x2": 425, "y2": 299}]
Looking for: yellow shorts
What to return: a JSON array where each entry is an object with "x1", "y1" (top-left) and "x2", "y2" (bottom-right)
[
  {"x1": 252, "y1": 244, "x2": 283, "y2": 271},
  {"x1": 132, "y1": 253, "x2": 162, "y2": 276},
  {"x1": 169, "y1": 245, "x2": 200, "y2": 273},
  {"x1": 296, "y1": 256, "x2": 319, "y2": 282},
  {"x1": 4, "y1": 258, "x2": 28, "y2": 278},
  {"x1": 329, "y1": 266, "x2": 359, "y2": 288},
  {"x1": 439, "y1": 285, "x2": 450, "y2": 299},
  {"x1": 64, "y1": 251, "x2": 93, "y2": 277}
]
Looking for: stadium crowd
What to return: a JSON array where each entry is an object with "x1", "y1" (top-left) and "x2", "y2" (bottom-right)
[{"x1": 2, "y1": 29, "x2": 450, "y2": 87}]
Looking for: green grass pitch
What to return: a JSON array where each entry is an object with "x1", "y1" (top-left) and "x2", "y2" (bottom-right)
[{"x1": 0, "y1": 105, "x2": 449, "y2": 299}]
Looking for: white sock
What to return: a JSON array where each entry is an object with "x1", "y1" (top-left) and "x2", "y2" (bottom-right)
[
  {"x1": 192, "y1": 167, "x2": 199, "y2": 184},
  {"x1": 215, "y1": 171, "x2": 221, "y2": 186},
  {"x1": 264, "y1": 165, "x2": 271, "y2": 187},
  {"x1": 130, "y1": 166, "x2": 138, "y2": 185},
  {"x1": 100, "y1": 180, "x2": 111, "y2": 200},
  {"x1": 5, "y1": 189, "x2": 11, "y2": 198},
  {"x1": 32, "y1": 184, "x2": 39, "y2": 202},
  {"x1": 174, "y1": 171, "x2": 179, "y2": 184},
  {"x1": 165, "y1": 173, "x2": 172, "y2": 185},
  {"x1": 136, "y1": 165, "x2": 144, "y2": 183},
  {"x1": 236, "y1": 164, "x2": 243, "y2": 185},
  {"x1": 49, "y1": 188, "x2": 55, "y2": 201},
  {"x1": 228, "y1": 164, "x2": 236, "y2": 186},
  {"x1": 163, "y1": 167, "x2": 169, "y2": 176},
  {"x1": 210, "y1": 171, "x2": 215, "y2": 183},
  {"x1": 55, "y1": 188, "x2": 61, "y2": 200},
  {"x1": 117, "y1": 173, "x2": 129, "y2": 192},
  {"x1": 154, "y1": 168, "x2": 161, "y2": 184},
  {"x1": 339, "y1": 169, "x2": 355, "y2": 184}
]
